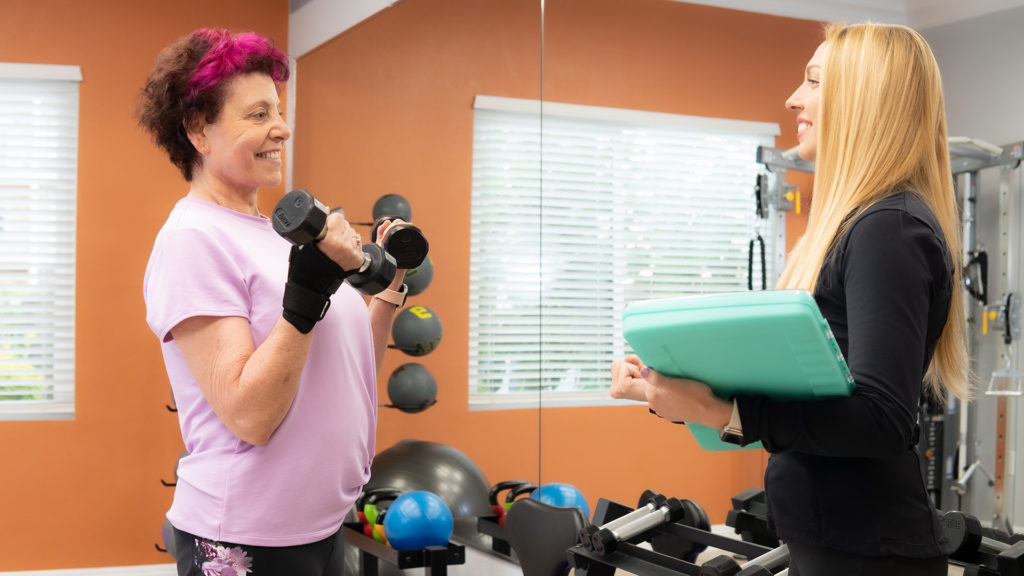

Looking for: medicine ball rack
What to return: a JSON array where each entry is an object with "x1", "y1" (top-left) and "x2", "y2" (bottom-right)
[
  {"x1": 342, "y1": 522, "x2": 465, "y2": 576},
  {"x1": 567, "y1": 498, "x2": 773, "y2": 576}
]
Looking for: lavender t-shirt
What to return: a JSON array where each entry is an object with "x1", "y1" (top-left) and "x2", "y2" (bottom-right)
[{"x1": 144, "y1": 197, "x2": 377, "y2": 546}]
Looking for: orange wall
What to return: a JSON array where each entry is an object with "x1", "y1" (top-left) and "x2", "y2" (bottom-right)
[
  {"x1": 0, "y1": 0, "x2": 287, "y2": 571},
  {"x1": 0, "y1": 0, "x2": 819, "y2": 571},
  {"x1": 295, "y1": 0, "x2": 820, "y2": 533}
]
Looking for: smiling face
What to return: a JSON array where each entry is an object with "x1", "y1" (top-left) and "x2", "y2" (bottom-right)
[
  {"x1": 785, "y1": 42, "x2": 825, "y2": 162},
  {"x1": 190, "y1": 72, "x2": 290, "y2": 196}
]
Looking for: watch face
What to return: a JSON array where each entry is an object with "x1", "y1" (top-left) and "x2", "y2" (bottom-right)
[{"x1": 719, "y1": 431, "x2": 744, "y2": 445}]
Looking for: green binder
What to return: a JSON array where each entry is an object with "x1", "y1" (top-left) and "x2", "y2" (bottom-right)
[{"x1": 622, "y1": 289, "x2": 855, "y2": 451}]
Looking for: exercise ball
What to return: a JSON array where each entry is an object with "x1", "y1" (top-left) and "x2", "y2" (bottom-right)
[
  {"x1": 367, "y1": 440, "x2": 490, "y2": 518},
  {"x1": 373, "y1": 194, "x2": 413, "y2": 222},
  {"x1": 530, "y1": 483, "x2": 590, "y2": 520},
  {"x1": 387, "y1": 363, "x2": 438, "y2": 413},
  {"x1": 404, "y1": 256, "x2": 434, "y2": 296},
  {"x1": 383, "y1": 491, "x2": 454, "y2": 550},
  {"x1": 161, "y1": 517, "x2": 177, "y2": 556},
  {"x1": 391, "y1": 305, "x2": 442, "y2": 356}
]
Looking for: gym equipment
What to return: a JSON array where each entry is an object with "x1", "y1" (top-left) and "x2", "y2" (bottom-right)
[
  {"x1": 569, "y1": 496, "x2": 773, "y2": 576},
  {"x1": 364, "y1": 439, "x2": 491, "y2": 520},
  {"x1": 700, "y1": 544, "x2": 790, "y2": 576},
  {"x1": 622, "y1": 289, "x2": 854, "y2": 450},
  {"x1": 331, "y1": 209, "x2": 427, "y2": 270},
  {"x1": 942, "y1": 510, "x2": 1024, "y2": 575},
  {"x1": 404, "y1": 255, "x2": 434, "y2": 296},
  {"x1": 383, "y1": 491, "x2": 455, "y2": 551},
  {"x1": 725, "y1": 488, "x2": 779, "y2": 548},
  {"x1": 155, "y1": 517, "x2": 177, "y2": 556},
  {"x1": 357, "y1": 488, "x2": 403, "y2": 542},
  {"x1": 505, "y1": 481, "x2": 538, "y2": 509},
  {"x1": 530, "y1": 482, "x2": 591, "y2": 521},
  {"x1": 488, "y1": 480, "x2": 533, "y2": 526},
  {"x1": 385, "y1": 363, "x2": 438, "y2": 413},
  {"x1": 505, "y1": 497, "x2": 588, "y2": 576},
  {"x1": 373, "y1": 194, "x2": 413, "y2": 223},
  {"x1": 391, "y1": 305, "x2": 443, "y2": 356},
  {"x1": 272, "y1": 189, "x2": 398, "y2": 295},
  {"x1": 590, "y1": 496, "x2": 686, "y2": 555},
  {"x1": 342, "y1": 520, "x2": 465, "y2": 576}
]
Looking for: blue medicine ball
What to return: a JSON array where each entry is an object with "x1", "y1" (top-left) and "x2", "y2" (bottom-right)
[
  {"x1": 383, "y1": 491, "x2": 454, "y2": 550},
  {"x1": 530, "y1": 483, "x2": 590, "y2": 520}
]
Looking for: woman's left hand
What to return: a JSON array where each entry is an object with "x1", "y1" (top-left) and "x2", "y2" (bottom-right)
[{"x1": 643, "y1": 368, "x2": 732, "y2": 429}]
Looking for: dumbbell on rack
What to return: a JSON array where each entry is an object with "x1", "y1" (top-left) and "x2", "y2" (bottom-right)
[
  {"x1": 588, "y1": 495, "x2": 687, "y2": 555},
  {"x1": 272, "y1": 189, "x2": 398, "y2": 295},
  {"x1": 942, "y1": 510, "x2": 1024, "y2": 576},
  {"x1": 700, "y1": 544, "x2": 790, "y2": 576}
]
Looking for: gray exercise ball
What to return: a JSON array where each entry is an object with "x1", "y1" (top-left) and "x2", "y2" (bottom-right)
[
  {"x1": 372, "y1": 194, "x2": 412, "y2": 223},
  {"x1": 387, "y1": 363, "x2": 438, "y2": 413},
  {"x1": 404, "y1": 256, "x2": 434, "y2": 296},
  {"x1": 391, "y1": 305, "x2": 442, "y2": 356},
  {"x1": 365, "y1": 440, "x2": 491, "y2": 520}
]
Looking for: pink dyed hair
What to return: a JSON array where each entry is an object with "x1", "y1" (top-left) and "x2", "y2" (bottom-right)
[{"x1": 187, "y1": 28, "x2": 289, "y2": 101}]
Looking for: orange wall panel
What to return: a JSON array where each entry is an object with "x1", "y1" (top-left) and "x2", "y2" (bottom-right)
[{"x1": 0, "y1": 1, "x2": 287, "y2": 570}]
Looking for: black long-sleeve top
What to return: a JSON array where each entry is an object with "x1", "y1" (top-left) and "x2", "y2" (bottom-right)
[{"x1": 735, "y1": 191, "x2": 955, "y2": 558}]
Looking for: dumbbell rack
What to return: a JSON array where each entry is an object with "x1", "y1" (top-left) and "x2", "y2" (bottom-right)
[
  {"x1": 342, "y1": 523, "x2": 466, "y2": 576},
  {"x1": 476, "y1": 514, "x2": 514, "y2": 558},
  {"x1": 568, "y1": 498, "x2": 774, "y2": 576}
]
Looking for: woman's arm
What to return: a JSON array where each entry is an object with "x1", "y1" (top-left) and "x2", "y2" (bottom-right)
[{"x1": 172, "y1": 316, "x2": 313, "y2": 446}]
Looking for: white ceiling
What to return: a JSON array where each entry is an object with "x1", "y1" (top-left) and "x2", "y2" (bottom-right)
[
  {"x1": 288, "y1": 0, "x2": 1024, "y2": 59},
  {"x1": 677, "y1": 0, "x2": 1024, "y2": 29}
]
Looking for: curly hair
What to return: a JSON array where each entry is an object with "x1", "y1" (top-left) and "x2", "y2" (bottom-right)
[{"x1": 136, "y1": 29, "x2": 290, "y2": 181}]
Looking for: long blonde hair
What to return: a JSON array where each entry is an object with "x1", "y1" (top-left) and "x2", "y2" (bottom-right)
[{"x1": 777, "y1": 22, "x2": 970, "y2": 402}]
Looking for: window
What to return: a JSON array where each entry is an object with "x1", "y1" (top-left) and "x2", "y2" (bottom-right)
[
  {"x1": 469, "y1": 96, "x2": 780, "y2": 409},
  {"x1": 0, "y1": 63, "x2": 81, "y2": 420}
]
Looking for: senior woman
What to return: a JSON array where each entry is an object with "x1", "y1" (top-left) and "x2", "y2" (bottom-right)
[{"x1": 137, "y1": 28, "x2": 407, "y2": 575}]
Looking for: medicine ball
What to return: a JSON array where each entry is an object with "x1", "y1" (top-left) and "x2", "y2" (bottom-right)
[
  {"x1": 530, "y1": 482, "x2": 590, "y2": 520},
  {"x1": 387, "y1": 363, "x2": 438, "y2": 413},
  {"x1": 161, "y1": 517, "x2": 176, "y2": 556},
  {"x1": 404, "y1": 256, "x2": 434, "y2": 296},
  {"x1": 373, "y1": 194, "x2": 413, "y2": 223},
  {"x1": 383, "y1": 491, "x2": 454, "y2": 550},
  {"x1": 391, "y1": 305, "x2": 442, "y2": 356}
]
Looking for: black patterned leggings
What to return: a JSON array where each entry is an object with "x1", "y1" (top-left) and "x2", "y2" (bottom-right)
[{"x1": 171, "y1": 524, "x2": 345, "y2": 576}]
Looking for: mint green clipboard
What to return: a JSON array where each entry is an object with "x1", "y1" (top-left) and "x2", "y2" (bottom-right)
[{"x1": 622, "y1": 290, "x2": 855, "y2": 451}]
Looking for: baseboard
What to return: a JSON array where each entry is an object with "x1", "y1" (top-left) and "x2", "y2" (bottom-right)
[{"x1": 0, "y1": 565, "x2": 176, "y2": 576}]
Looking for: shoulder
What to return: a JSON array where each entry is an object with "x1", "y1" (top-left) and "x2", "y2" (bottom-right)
[
  {"x1": 851, "y1": 191, "x2": 942, "y2": 238},
  {"x1": 839, "y1": 191, "x2": 951, "y2": 281}
]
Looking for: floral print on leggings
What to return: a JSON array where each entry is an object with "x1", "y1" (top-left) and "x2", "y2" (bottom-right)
[{"x1": 195, "y1": 538, "x2": 254, "y2": 576}]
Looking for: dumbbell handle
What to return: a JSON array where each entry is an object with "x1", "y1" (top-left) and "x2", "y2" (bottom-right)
[
  {"x1": 736, "y1": 544, "x2": 789, "y2": 576},
  {"x1": 592, "y1": 498, "x2": 685, "y2": 555},
  {"x1": 598, "y1": 501, "x2": 661, "y2": 533}
]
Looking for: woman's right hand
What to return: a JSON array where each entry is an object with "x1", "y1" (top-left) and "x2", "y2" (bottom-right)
[
  {"x1": 317, "y1": 210, "x2": 366, "y2": 272},
  {"x1": 610, "y1": 355, "x2": 650, "y2": 402}
]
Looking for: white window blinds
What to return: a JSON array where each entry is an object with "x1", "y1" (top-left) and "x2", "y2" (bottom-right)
[
  {"x1": 0, "y1": 63, "x2": 81, "y2": 420},
  {"x1": 469, "y1": 96, "x2": 780, "y2": 409}
]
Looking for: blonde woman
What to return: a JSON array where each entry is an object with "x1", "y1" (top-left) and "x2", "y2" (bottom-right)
[{"x1": 611, "y1": 22, "x2": 968, "y2": 575}]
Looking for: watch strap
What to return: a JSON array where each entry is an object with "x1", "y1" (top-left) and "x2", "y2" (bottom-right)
[{"x1": 374, "y1": 283, "x2": 408, "y2": 308}]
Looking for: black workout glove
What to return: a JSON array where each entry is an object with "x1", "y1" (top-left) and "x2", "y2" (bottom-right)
[{"x1": 282, "y1": 244, "x2": 347, "y2": 334}]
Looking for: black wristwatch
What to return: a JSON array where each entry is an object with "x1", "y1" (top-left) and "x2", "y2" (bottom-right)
[{"x1": 719, "y1": 399, "x2": 744, "y2": 445}]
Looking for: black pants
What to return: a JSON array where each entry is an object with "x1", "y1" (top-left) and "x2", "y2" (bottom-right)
[
  {"x1": 172, "y1": 524, "x2": 345, "y2": 576},
  {"x1": 787, "y1": 540, "x2": 947, "y2": 576}
]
